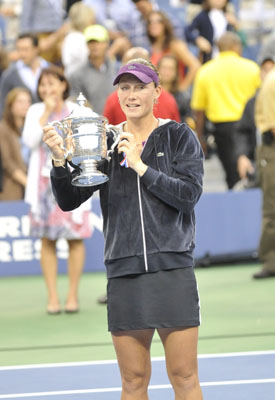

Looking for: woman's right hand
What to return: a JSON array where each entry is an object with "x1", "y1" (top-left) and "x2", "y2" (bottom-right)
[
  {"x1": 195, "y1": 36, "x2": 212, "y2": 53},
  {"x1": 43, "y1": 124, "x2": 65, "y2": 160}
]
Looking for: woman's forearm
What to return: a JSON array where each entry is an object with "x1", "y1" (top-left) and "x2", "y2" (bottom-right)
[{"x1": 12, "y1": 169, "x2": 27, "y2": 187}]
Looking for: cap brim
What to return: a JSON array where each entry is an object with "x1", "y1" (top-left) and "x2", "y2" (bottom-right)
[{"x1": 113, "y1": 71, "x2": 153, "y2": 85}]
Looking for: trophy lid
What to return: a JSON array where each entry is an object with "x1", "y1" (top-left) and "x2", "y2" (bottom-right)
[{"x1": 68, "y1": 92, "x2": 103, "y2": 119}]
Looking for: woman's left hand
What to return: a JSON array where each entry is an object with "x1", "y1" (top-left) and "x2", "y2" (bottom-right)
[{"x1": 117, "y1": 132, "x2": 148, "y2": 176}]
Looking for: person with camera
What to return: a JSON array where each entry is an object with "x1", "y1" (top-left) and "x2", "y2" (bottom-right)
[{"x1": 43, "y1": 58, "x2": 204, "y2": 399}]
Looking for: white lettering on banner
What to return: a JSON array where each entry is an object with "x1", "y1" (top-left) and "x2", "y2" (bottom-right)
[
  {"x1": 13, "y1": 240, "x2": 33, "y2": 261},
  {"x1": 0, "y1": 211, "x2": 102, "y2": 264},
  {"x1": 0, "y1": 217, "x2": 21, "y2": 238},
  {"x1": 21, "y1": 216, "x2": 31, "y2": 237},
  {"x1": 0, "y1": 239, "x2": 69, "y2": 263},
  {"x1": 0, "y1": 241, "x2": 12, "y2": 262}
]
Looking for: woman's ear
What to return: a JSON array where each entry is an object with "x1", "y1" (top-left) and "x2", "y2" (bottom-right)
[{"x1": 155, "y1": 85, "x2": 162, "y2": 101}]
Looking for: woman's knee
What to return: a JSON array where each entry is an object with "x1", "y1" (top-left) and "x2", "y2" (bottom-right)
[
  {"x1": 121, "y1": 368, "x2": 150, "y2": 395},
  {"x1": 169, "y1": 368, "x2": 199, "y2": 392}
]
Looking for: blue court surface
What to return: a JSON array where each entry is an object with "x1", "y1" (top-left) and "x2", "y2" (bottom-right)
[{"x1": 0, "y1": 351, "x2": 275, "y2": 399}]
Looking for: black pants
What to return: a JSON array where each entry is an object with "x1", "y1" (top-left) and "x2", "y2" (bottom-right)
[{"x1": 213, "y1": 121, "x2": 240, "y2": 189}]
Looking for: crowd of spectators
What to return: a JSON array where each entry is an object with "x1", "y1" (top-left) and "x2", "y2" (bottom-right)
[
  {"x1": 0, "y1": 0, "x2": 275, "y2": 282},
  {"x1": 0, "y1": 0, "x2": 274, "y2": 198}
]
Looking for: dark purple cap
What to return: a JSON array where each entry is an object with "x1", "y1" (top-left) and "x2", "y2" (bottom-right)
[{"x1": 113, "y1": 63, "x2": 159, "y2": 85}]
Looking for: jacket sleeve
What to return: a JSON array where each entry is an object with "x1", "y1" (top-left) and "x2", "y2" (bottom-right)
[
  {"x1": 184, "y1": 14, "x2": 202, "y2": 44},
  {"x1": 140, "y1": 126, "x2": 204, "y2": 213},
  {"x1": 50, "y1": 165, "x2": 99, "y2": 211}
]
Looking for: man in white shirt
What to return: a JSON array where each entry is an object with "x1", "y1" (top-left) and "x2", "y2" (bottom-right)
[{"x1": 0, "y1": 33, "x2": 49, "y2": 117}]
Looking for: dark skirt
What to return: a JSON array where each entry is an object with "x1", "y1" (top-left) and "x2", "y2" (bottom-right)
[{"x1": 107, "y1": 267, "x2": 200, "y2": 332}]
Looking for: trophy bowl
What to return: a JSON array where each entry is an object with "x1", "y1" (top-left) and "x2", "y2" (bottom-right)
[{"x1": 49, "y1": 93, "x2": 120, "y2": 187}]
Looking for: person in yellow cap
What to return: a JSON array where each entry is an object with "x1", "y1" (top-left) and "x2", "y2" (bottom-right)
[{"x1": 68, "y1": 24, "x2": 118, "y2": 114}]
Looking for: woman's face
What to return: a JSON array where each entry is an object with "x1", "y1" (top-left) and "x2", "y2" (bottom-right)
[
  {"x1": 117, "y1": 74, "x2": 160, "y2": 120},
  {"x1": 38, "y1": 74, "x2": 66, "y2": 101},
  {"x1": 11, "y1": 91, "x2": 32, "y2": 119},
  {"x1": 208, "y1": 0, "x2": 227, "y2": 9},
  {"x1": 158, "y1": 57, "x2": 177, "y2": 85},
  {"x1": 147, "y1": 13, "x2": 165, "y2": 38}
]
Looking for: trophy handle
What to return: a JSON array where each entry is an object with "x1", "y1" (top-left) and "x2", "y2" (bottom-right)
[
  {"x1": 47, "y1": 121, "x2": 73, "y2": 160},
  {"x1": 106, "y1": 124, "x2": 121, "y2": 160}
]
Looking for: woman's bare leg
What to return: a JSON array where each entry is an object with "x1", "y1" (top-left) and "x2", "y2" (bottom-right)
[
  {"x1": 66, "y1": 239, "x2": 85, "y2": 310},
  {"x1": 158, "y1": 327, "x2": 203, "y2": 400},
  {"x1": 40, "y1": 237, "x2": 59, "y2": 312},
  {"x1": 112, "y1": 329, "x2": 155, "y2": 400}
]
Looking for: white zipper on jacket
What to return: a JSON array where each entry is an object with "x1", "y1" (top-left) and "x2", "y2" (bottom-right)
[{"x1": 137, "y1": 174, "x2": 148, "y2": 272}]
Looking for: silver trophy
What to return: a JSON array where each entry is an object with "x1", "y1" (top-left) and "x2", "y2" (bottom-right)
[{"x1": 49, "y1": 93, "x2": 120, "y2": 187}]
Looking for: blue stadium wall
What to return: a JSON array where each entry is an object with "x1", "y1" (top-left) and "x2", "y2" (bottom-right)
[{"x1": 0, "y1": 189, "x2": 262, "y2": 276}]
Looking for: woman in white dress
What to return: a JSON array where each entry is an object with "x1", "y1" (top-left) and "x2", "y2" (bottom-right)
[{"x1": 23, "y1": 65, "x2": 92, "y2": 314}]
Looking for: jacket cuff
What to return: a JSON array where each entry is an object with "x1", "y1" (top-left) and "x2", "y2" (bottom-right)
[
  {"x1": 51, "y1": 161, "x2": 69, "y2": 178},
  {"x1": 140, "y1": 166, "x2": 159, "y2": 187}
]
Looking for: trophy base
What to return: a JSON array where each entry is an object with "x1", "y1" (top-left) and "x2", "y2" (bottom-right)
[{"x1": 71, "y1": 172, "x2": 109, "y2": 187}]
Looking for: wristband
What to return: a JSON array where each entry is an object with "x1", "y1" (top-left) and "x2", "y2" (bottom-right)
[{"x1": 52, "y1": 156, "x2": 66, "y2": 168}]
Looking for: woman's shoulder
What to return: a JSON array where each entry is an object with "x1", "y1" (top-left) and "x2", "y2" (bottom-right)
[
  {"x1": 0, "y1": 119, "x2": 14, "y2": 135},
  {"x1": 170, "y1": 38, "x2": 189, "y2": 53},
  {"x1": 158, "y1": 119, "x2": 186, "y2": 134},
  {"x1": 158, "y1": 120, "x2": 201, "y2": 153},
  {"x1": 160, "y1": 119, "x2": 197, "y2": 137},
  {"x1": 0, "y1": 120, "x2": 18, "y2": 145}
]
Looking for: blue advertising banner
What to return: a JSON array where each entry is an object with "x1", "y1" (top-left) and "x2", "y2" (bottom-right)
[
  {"x1": 0, "y1": 199, "x2": 105, "y2": 276},
  {"x1": 0, "y1": 189, "x2": 262, "y2": 276}
]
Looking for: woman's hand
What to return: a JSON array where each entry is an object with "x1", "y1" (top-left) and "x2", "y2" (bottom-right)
[
  {"x1": 44, "y1": 95, "x2": 57, "y2": 114},
  {"x1": 117, "y1": 132, "x2": 148, "y2": 176},
  {"x1": 39, "y1": 94, "x2": 57, "y2": 128},
  {"x1": 225, "y1": 12, "x2": 238, "y2": 29},
  {"x1": 195, "y1": 36, "x2": 212, "y2": 53},
  {"x1": 237, "y1": 155, "x2": 254, "y2": 180},
  {"x1": 43, "y1": 124, "x2": 65, "y2": 161}
]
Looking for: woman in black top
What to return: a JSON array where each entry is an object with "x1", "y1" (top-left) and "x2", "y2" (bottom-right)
[{"x1": 43, "y1": 58, "x2": 204, "y2": 399}]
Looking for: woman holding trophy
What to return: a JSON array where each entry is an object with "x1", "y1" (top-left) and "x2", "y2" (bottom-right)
[
  {"x1": 43, "y1": 59, "x2": 204, "y2": 399},
  {"x1": 23, "y1": 66, "x2": 91, "y2": 315}
]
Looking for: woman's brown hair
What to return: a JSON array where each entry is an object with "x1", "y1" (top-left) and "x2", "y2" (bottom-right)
[
  {"x1": 2, "y1": 87, "x2": 31, "y2": 133},
  {"x1": 157, "y1": 54, "x2": 179, "y2": 93},
  {"x1": 146, "y1": 11, "x2": 175, "y2": 49},
  {"x1": 202, "y1": 0, "x2": 229, "y2": 12},
  {"x1": 37, "y1": 65, "x2": 70, "y2": 101}
]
